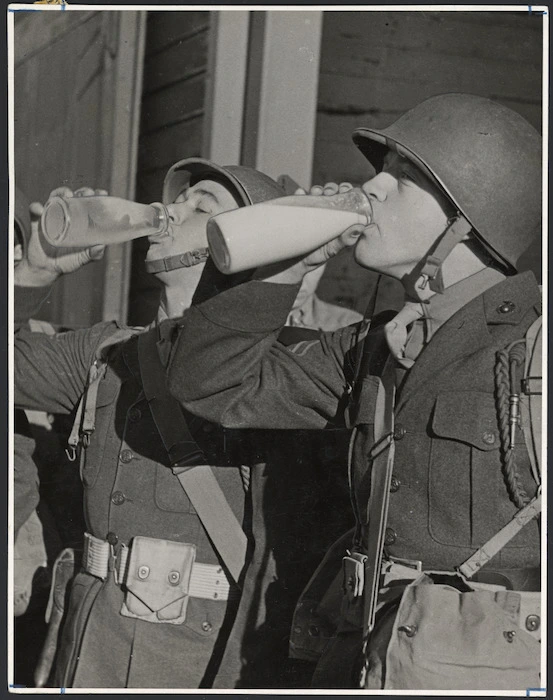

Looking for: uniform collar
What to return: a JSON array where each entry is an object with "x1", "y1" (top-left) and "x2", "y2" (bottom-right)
[
  {"x1": 396, "y1": 271, "x2": 541, "y2": 413},
  {"x1": 425, "y1": 267, "x2": 507, "y2": 336}
]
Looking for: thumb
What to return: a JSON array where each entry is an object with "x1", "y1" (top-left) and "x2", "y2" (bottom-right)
[
  {"x1": 340, "y1": 223, "x2": 364, "y2": 248},
  {"x1": 88, "y1": 245, "x2": 106, "y2": 261}
]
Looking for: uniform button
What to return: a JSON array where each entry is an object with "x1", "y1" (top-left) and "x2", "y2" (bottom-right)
[
  {"x1": 390, "y1": 476, "x2": 401, "y2": 493},
  {"x1": 201, "y1": 621, "x2": 212, "y2": 632},
  {"x1": 497, "y1": 300, "x2": 516, "y2": 314},
  {"x1": 308, "y1": 625, "x2": 320, "y2": 637},
  {"x1": 106, "y1": 531, "x2": 118, "y2": 546},
  {"x1": 384, "y1": 527, "x2": 397, "y2": 546},
  {"x1": 138, "y1": 565, "x2": 150, "y2": 580},
  {"x1": 119, "y1": 449, "x2": 134, "y2": 464},
  {"x1": 482, "y1": 431, "x2": 496, "y2": 445},
  {"x1": 393, "y1": 425, "x2": 406, "y2": 440},
  {"x1": 111, "y1": 490, "x2": 126, "y2": 506},
  {"x1": 168, "y1": 571, "x2": 180, "y2": 585},
  {"x1": 128, "y1": 407, "x2": 142, "y2": 423},
  {"x1": 525, "y1": 614, "x2": 540, "y2": 632}
]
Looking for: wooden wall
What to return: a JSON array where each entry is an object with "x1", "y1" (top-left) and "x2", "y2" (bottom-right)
[
  {"x1": 14, "y1": 11, "x2": 110, "y2": 326},
  {"x1": 313, "y1": 10, "x2": 543, "y2": 314},
  {"x1": 129, "y1": 10, "x2": 211, "y2": 325}
]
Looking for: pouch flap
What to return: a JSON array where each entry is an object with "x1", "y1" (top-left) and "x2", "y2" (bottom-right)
[
  {"x1": 124, "y1": 537, "x2": 196, "y2": 613},
  {"x1": 432, "y1": 391, "x2": 499, "y2": 451}
]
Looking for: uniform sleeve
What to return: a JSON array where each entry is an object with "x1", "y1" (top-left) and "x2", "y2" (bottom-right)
[
  {"x1": 15, "y1": 319, "x2": 120, "y2": 416},
  {"x1": 168, "y1": 280, "x2": 364, "y2": 430}
]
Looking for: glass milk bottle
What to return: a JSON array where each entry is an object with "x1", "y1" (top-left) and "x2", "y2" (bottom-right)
[
  {"x1": 41, "y1": 195, "x2": 170, "y2": 247},
  {"x1": 206, "y1": 188, "x2": 372, "y2": 274}
]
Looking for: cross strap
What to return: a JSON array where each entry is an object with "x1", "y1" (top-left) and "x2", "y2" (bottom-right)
[{"x1": 137, "y1": 328, "x2": 247, "y2": 584}]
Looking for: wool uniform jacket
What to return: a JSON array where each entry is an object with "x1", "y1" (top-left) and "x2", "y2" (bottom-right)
[
  {"x1": 15, "y1": 286, "x2": 247, "y2": 688},
  {"x1": 14, "y1": 285, "x2": 353, "y2": 689},
  {"x1": 168, "y1": 271, "x2": 541, "y2": 574}
]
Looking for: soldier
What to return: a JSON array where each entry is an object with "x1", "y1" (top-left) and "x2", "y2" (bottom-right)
[
  {"x1": 168, "y1": 94, "x2": 542, "y2": 690},
  {"x1": 14, "y1": 160, "x2": 288, "y2": 688}
]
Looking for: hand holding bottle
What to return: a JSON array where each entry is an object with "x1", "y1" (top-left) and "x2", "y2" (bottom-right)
[
  {"x1": 251, "y1": 182, "x2": 367, "y2": 286},
  {"x1": 14, "y1": 187, "x2": 107, "y2": 287}
]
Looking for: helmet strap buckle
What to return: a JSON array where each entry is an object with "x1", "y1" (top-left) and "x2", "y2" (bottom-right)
[
  {"x1": 419, "y1": 214, "x2": 473, "y2": 294},
  {"x1": 145, "y1": 248, "x2": 209, "y2": 275}
]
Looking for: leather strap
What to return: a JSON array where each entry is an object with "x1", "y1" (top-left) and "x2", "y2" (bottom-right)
[
  {"x1": 137, "y1": 328, "x2": 247, "y2": 583},
  {"x1": 419, "y1": 215, "x2": 472, "y2": 294},
  {"x1": 144, "y1": 248, "x2": 209, "y2": 274},
  {"x1": 362, "y1": 357, "x2": 396, "y2": 635}
]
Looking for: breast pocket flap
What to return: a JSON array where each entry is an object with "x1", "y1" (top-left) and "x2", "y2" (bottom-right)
[{"x1": 432, "y1": 391, "x2": 499, "y2": 452}]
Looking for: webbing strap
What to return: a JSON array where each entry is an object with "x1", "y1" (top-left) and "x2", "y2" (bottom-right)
[
  {"x1": 362, "y1": 358, "x2": 396, "y2": 636},
  {"x1": 174, "y1": 466, "x2": 247, "y2": 583},
  {"x1": 137, "y1": 328, "x2": 247, "y2": 584},
  {"x1": 144, "y1": 248, "x2": 209, "y2": 274},
  {"x1": 419, "y1": 215, "x2": 473, "y2": 294},
  {"x1": 458, "y1": 491, "x2": 542, "y2": 579}
]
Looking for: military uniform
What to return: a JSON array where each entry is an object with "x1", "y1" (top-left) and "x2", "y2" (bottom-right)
[
  {"x1": 15, "y1": 283, "x2": 355, "y2": 689},
  {"x1": 168, "y1": 271, "x2": 541, "y2": 685},
  {"x1": 15, "y1": 285, "x2": 248, "y2": 688}
]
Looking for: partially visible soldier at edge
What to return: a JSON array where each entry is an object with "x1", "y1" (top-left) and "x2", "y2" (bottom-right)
[
  {"x1": 13, "y1": 160, "x2": 357, "y2": 689},
  {"x1": 168, "y1": 94, "x2": 543, "y2": 691}
]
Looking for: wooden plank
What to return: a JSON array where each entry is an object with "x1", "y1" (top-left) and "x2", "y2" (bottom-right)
[
  {"x1": 135, "y1": 166, "x2": 169, "y2": 204},
  {"x1": 142, "y1": 31, "x2": 209, "y2": 95},
  {"x1": 317, "y1": 64, "x2": 541, "y2": 115},
  {"x1": 146, "y1": 10, "x2": 210, "y2": 55},
  {"x1": 14, "y1": 10, "x2": 97, "y2": 66},
  {"x1": 140, "y1": 72, "x2": 206, "y2": 135},
  {"x1": 138, "y1": 116, "x2": 204, "y2": 171},
  {"x1": 321, "y1": 10, "x2": 542, "y2": 38},
  {"x1": 312, "y1": 138, "x2": 375, "y2": 188}
]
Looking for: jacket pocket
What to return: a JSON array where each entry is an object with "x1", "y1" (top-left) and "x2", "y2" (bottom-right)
[
  {"x1": 428, "y1": 391, "x2": 501, "y2": 548},
  {"x1": 154, "y1": 464, "x2": 195, "y2": 513}
]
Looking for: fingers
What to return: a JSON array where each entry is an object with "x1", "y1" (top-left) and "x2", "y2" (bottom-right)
[
  {"x1": 308, "y1": 182, "x2": 354, "y2": 196},
  {"x1": 294, "y1": 187, "x2": 307, "y2": 196},
  {"x1": 49, "y1": 186, "x2": 74, "y2": 199},
  {"x1": 29, "y1": 201, "x2": 44, "y2": 220},
  {"x1": 74, "y1": 187, "x2": 96, "y2": 198}
]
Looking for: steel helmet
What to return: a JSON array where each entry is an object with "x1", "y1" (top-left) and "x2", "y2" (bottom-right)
[
  {"x1": 163, "y1": 158, "x2": 285, "y2": 207},
  {"x1": 145, "y1": 158, "x2": 286, "y2": 274},
  {"x1": 352, "y1": 93, "x2": 542, "y2": 273}
]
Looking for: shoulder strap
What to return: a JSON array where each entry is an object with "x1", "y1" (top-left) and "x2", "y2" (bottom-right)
[{"x1": 137, "y1": 328, "x2": 247, "y2": 584}]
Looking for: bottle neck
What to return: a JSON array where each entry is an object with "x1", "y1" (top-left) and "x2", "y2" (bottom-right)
[{"x1": 150, "y1": 202, "x2": 171, "y2": 235}]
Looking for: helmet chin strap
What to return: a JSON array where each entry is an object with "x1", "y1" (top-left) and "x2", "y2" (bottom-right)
[
  {"x1": 144, "y1": 248, "x2": 209, "y2": 275},
  {"x1": 403, "y1": 214, "x2": 473, "y2": 301}
]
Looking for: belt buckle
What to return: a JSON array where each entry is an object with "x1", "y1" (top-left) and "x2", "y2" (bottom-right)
[{"x1": 343, "y1": 551, "x2": 367, "y2": 602}]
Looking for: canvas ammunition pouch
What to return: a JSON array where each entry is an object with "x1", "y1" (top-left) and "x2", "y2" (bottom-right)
[
  {"x1": 82, "y1": 533, "x2": 235, "y2": 625},
  {"x1": 361, "y1": 567, "x2": 541, "y2": 691}
]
